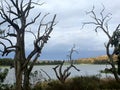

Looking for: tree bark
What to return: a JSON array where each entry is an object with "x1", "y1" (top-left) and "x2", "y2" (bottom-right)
[
  {"x1": 14, "y1": 33, "x2": 26, "y2": 90},
  {"x1": 23, "y1": 67, "x2": 31, "y2": 90},
  {"x1": 109, "y1": 56, "x2": 119, "y2": 81},
  {"x1": 111, "y1": 63, "x2": 119, "y2": 81},
  {"x1": 0, "y1": 1, "x2": 56, "y2": 90},
  {"x1": 15, "y1": 66, "x2": 23, "y2": 90}
]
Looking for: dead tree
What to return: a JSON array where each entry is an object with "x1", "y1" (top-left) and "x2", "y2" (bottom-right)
[
  {"x1": 67, "y1": 44, "x2": 78, "y2": 64},
  {"x1": 53, "y1": 45, "x2": 80, "y2": 84},
  {"x1": 0, "y1": 0, "x2": 56, "y2": 90},
  {"x1": 83, "y1": 6, "x2": 120, "y2": 81}
]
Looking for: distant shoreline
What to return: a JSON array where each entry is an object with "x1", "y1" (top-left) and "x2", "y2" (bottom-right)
[{"x1": 0, "y1": 55, "x2": 117, "y2": 66}]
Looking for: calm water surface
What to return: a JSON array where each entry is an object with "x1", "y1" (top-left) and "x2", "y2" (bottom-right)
[{"x1": 4, "y1": 64, "x2": 114, "y2": 84}]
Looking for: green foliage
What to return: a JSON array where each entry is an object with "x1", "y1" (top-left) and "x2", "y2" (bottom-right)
[
  {"x1": 0, "y1": 58, "x2": 13, "y2": 66},
  {"x1": 35, "y1": 60, "x2": 63, "y2": 65},
  {"x1": 0, "y1": 68, "x2": 9, "y2": 83},
  {"x1": 0, "y1": 84, "x2": 14, "y2": 90},
  {"x1": 0, "y1": 68, "x2": 12, "y2": 90}
]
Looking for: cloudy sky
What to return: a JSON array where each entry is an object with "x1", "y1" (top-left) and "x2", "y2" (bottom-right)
[
  {"x1": 32, "y1": 0, "x2": 119, "y2": 60},
  {"x1": 1, "y1": 0, "x2": 120, "y2": 60}
]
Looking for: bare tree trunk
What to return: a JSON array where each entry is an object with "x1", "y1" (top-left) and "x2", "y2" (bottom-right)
[
  {"x1": 111, "y1": 63, "x2": 119, "y2": 81},
  {"x1": 23, "y1": 63, "x2": 36, "y2": 90},
  {"x1": 14, "y1": 33, "x2": 26, "y2": 90},
  {"x1": 83, "y1": 6, "x2": 120, "y2": 81},
  {"x1": 15, "y1": 68, "x2": 23, "y2": 90},
  {"x1": 14, "y1": 59, "x2": 23, "y2": 90},
  {"x1": 23, "y1": 67, "x2": 31, "y2": 90},
  {"x1": 14, "y1": 52, "x2": 23, "y2": 90},
  {"x1": 108, "y1": 56, "x2": 119, "y2": 81},
  {"x1": 0, "y1": 1, "x2": 56, "y2": 90}
]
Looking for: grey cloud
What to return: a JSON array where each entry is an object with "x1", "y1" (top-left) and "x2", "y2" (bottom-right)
[{"x1": 2, "y1": 0, "x2": 120, "y2": 60}]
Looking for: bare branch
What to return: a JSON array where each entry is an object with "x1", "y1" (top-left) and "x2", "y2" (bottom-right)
[
  {"x1": 0, "y1": 37, "x2": 13, "y2": 46},
  {"x1": 40, "y1": 69, "x2": 51, "y2": 81},
  {"x1": 25, "y1": 13, "x2": 41, "y2": 28},
  {"x1": 23, "y1": 14, "x2": 56, "y2": 70},
  {"x1": 85, "y1": 6, "x2": 120, "y2": 81},
  {"x1": 7, "y1": 33, "x2": 17, "y2": 37},
  {"x1": 0, "y1": 6, "x2": 20, "y2": 31},
  {"x1": 53, "y1": 44, "x2": 80, "y2": 84},
  {"x1": 28, "y1": 53, "x2": 40, "y2": 71},
  {"x1": 23, "y1": 0, "x2": 33, "y2": 18},
  {"x1": 37, "y1": 13, "x2": 50, "y2": 38},
  {"x1": 11, "y1": 0, "x2": 20, "y2": 14},
  {"x1": 53, "y1": 65, "x2": 60, "y2": 80},
  {"x1": 25, "y1": 30, "x2": 37, "y2": 39},
  {"x1": 53, "y1": 60, "x2": 80, "y2": 84},
  {"x1": 67, "y1": 44, "x2": 78, "y2": 64},
  {"x1": 20, "y1": 0, "x2": 24, "y2": 11},
  {"x1": 71, "y1": 64, "x2": 80, "y2": 71},
  {"x1": 31, "y1": 2, "x2": 45, "y2": 6},
  {"x1": 115, "y1": 24, "x2": 120, "y2": 32},
  {"x1": 83, "y1": 6, "x2": 112, "y2": 39},
  {"x1": 0, "y1": 0, "x2": 56, "y2": 89},
  {"x1": 0, "y1": 20, "x2": 6, "y2": 25},
  {"x1": 0, "y1": 41, "x2": 6, "y2": 52}
]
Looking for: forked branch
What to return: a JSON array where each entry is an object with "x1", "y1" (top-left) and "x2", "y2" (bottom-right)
[{"x1": 53, "y1": 45, "x2": 80, "y2": 84}]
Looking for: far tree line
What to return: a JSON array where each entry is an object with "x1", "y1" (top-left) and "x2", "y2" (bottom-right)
[
  {"x1": 0, "y1": 56, "x2": 117, "y2": 66},
  {"x1": 0, "y1": 58, "x2": 64, "y2": 66}
]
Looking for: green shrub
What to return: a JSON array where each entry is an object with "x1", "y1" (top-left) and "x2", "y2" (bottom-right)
[{"x1": 0, "y1": 68, "x2": 9, "y2": 83}]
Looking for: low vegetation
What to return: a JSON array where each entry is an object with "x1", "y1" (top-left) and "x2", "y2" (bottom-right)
[
  {"x1": 33, "y1": 76, "x2": 120, "y2": 90},
  {"x1": 0, "y1": 68, "x2": 9, "y2": 90},
  {"x1": 0, "y1": 68, "x2": 9, "y2": 83},
  {"x1": 0, "y1": 58, "x2": 14, "y2": 66},
  {"x1": 0, "y1": 76, "x2": 120, "y2": 90}
]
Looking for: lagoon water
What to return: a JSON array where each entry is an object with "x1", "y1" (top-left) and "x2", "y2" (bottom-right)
[{"x1": 3, "y1": 64, "x2": 114, "y2": 85}]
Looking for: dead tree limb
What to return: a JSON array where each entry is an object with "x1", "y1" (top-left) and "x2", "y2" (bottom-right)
[
  {"x1": 83, "y1": 6, "x2": 120, "y2": 81},
  {"x1": 0, "y1": 0, "x2": 56, "y2": 90},
  {"x1": 53, "y1": 45, "x2": 80, "y2": 84}
]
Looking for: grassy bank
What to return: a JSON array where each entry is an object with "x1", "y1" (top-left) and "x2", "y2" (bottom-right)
[
  {"x1": 1, "y1": 76, "x2": 120, "y2": 90},
  {"x1": 33, "y1": 76, "x2": 120, "y2": 90}
]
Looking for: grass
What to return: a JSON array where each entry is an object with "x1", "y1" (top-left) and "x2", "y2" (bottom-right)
[
  {"x1": 1, "y1": 75, "x2": 120, "y2": 90},
  {"x1": 0, "y1": 66, "x2": 9, "y2": 68},
  {"x1": 32, "y1": 76, "x2": 120, "y2": 90}
]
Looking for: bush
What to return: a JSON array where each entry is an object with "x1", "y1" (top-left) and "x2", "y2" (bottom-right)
[
  {"x1": 33, "y1": 76, "x2": 100, "y2": 90},
  {"x1": 0, "y1": 68, "x2": 9, "y2": 83},
  {"x1": 0, "y1": 84, "x2": 14, "y2": 90}
]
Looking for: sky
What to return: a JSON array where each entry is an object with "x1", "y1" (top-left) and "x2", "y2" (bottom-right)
[
  {"x1": 36, "y1": 0, "x2": 120, "y2": 60},
  {"x1": 1, "y1": 0, "x2": 120, "y2": 60}
]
